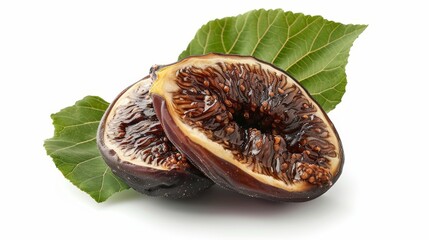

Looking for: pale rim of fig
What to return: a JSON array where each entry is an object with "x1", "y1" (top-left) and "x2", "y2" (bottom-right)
[{"x1": 149, "y1": 53, "x2": 343, "y2": 192}]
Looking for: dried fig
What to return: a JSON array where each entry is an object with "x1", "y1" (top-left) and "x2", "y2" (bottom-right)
[
  {"x1": 97, "y1": 76, "x2": 213, "y2": 198},
  {"x1": 150, "y1": 53, "x2": 344, "y2": 201}
]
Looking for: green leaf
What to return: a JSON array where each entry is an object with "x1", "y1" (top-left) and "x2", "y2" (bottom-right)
[
  {"x1": 44, "y1": 96, "x2": 129, "y2": 203},
  {"x1": 179, "y1": 9, "x2": 366, "y2": 112}
]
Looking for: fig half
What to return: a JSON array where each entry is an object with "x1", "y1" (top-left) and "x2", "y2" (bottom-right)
[
  {"x1": 97, "y1": 76, "x2": 213, "y2": 198},
  {"x1": 150, "y1": 53, "x2": 344, "y2": 201}
]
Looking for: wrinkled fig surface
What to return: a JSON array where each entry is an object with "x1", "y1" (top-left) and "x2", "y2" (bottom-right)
[
  {"x1": 97, "y1": 76, "x2": 213, "y2": 198},
  {"x1": 150, "y1": 53, "x2": 344, "y2": 201}
]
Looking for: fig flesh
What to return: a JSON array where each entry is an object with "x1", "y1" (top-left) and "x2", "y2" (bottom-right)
[
  {"x1": 150, "y1": 54, "x2": 344, "y2": 201},
  {"x1": 97, "y1": 76, "x2": 213, "y2": 198}
]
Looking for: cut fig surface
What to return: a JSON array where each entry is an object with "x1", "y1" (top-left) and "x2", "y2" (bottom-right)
[
  {"x1": 150, "y1": 53, "x2": 344, "y2": 201},
  {"x1": 97, "y1": 76, "x2": 213, "y2": 198}
]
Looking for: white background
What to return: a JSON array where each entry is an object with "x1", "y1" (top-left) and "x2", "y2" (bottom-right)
[{"x1": 1, "y1": 0, "x2": 428, "y2": 239}]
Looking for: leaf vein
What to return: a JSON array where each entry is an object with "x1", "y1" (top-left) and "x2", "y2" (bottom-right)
[
  {"x1": 286, "y1": 27, "x2": 363, "y2": 73},
  {"x1": 49, "y1": 137, "x2": 96, "y2": 155},
  {"x1": 227, "y1": 13, "x2": 250, "y2": 54},
  {"x1": 61, "y1": 121, "x2": 100, "y2": 130},
  {"x1": 97, "y1": 168, "x2": 109, "y2": 201},
  {"x1": 65, "y1": 156, "x2": 102, "y2": 177},
  {"x1": 271, "y1": 16, "x2": 319, "y2": 64},
  {"x1": 250, "y1": 10, "x2": 282, "y2": 56}
]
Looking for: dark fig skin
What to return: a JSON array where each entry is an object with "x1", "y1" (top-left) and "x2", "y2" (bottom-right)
[
  {"x1": 97, "y1": 77, "x2": 213, "y2": 199},
  {"x1": 153, "y1": 95, "x2": 343, "y2": 202},
  {"x1": 98, "y1": 136, "x2": 213, "y2": 198}
]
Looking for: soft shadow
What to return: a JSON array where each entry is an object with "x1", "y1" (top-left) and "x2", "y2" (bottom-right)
[
  {"x1": 101, "y1": 179, "x2": 352, "y2": 225},
  {"x1": 160, "y1": 185, "x2": 286, "y2": 216},
  {"x1": 116, "y1": 185, "x2": 346, "y2": 218}
]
